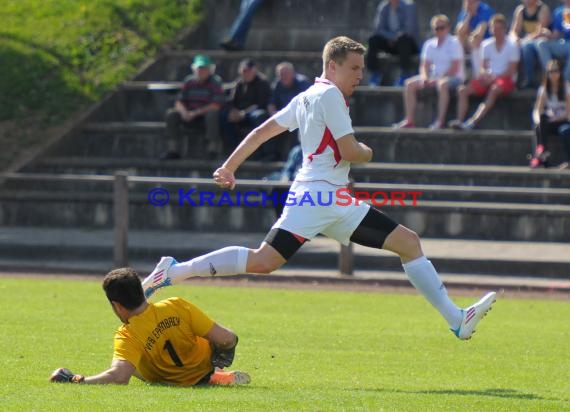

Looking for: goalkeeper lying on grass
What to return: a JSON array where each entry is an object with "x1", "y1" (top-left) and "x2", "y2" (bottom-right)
[{"x1": 49, "y1": 267, "x2": 250, "y2": 386}]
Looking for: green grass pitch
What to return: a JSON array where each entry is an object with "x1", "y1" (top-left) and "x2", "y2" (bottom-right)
[{"x1": 1, "y1": 277, "x2": 568, "y2": 411}]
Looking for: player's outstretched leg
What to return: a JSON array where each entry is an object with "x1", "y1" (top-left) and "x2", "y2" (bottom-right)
[
  {"x1": 142, "y1": 246, "x2": 250, "y2": 297},
  {"x1": 452, "y1": 291, "x2": 496, "y2": 340},
  {"x1": 383, "y1": 225, "x2": 496, "y2": 339},
  {"x1": 141, "y1": 256, "x2": 178, "y2": 298}
]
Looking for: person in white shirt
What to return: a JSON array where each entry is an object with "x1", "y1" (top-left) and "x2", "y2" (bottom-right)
[
  {"x1": 394, "y1": 14, "x2": 465, "y2": 130},
  {"x1": 141, "y1": 36, "x2": 496, "y2": 342},
  {"x1": 449, "y1": 14, "x2": 520, "y2": 130}
]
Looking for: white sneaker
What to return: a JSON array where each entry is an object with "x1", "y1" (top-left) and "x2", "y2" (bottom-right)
[
  {"x1": 452, "y1": 291, "x2": 496, "y2": 340},
  {"x1": 428, "y1": 120, "x2": 443, "y2": 130},
  {"x1": 142, "y1": 256, "x2": 178, "y2": 298}
]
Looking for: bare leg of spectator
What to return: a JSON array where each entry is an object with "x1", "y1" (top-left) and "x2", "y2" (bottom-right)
[
  {"x1": 455, "y1": 84, "x2": 471, "y2": 123},
  {"x1": 466, "y1": 85, "x2": 502, "y2": 126},
  {"x1": 435, "y1": 79, "x2": 451, "y2": 128}
]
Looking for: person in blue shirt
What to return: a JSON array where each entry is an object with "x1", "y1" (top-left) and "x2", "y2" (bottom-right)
[
  {"x1": 455, "y1": 0, "x2": 495, "y2": 75},
  {"x1": 263, "y1": 62, "x2": 311, "y2": 161},
  {"x1": 536, "y1": 0, "x2": 570, "y2": 81},
  {"x1": 268, "y1": 62, "x2": 312, "y2": 115},
  {"x1": 366, "y1": 0, "x2": 421, "y2": 86}
]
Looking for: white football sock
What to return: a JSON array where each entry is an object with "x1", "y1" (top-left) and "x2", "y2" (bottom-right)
[
  {"x1": 403, "y1": 256, "x2": 462, "y2": 329},
  {"x1": 169, "y1": 246, "x2": 249, "y2": 281}
]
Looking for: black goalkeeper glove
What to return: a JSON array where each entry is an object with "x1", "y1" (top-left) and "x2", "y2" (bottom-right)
[
  {"x1": 49, "y1": 367, "x2": 85, "y2": 383},
  {"x1": 211, "y1": 336, "x2": 238, "y2": 368}
]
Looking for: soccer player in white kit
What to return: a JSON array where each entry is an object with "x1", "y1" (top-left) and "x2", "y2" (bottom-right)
[{"x1": 143, "y1": 36, "x2": 496, "y2": 340}]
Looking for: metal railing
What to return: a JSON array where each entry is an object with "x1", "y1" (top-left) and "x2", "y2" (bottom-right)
[
  {"x1": 3, "y1": 171, "x2": 570, "y2": 273},
  {"x1": 0, "y1": 171, "x2": 356, "y2": 274}
]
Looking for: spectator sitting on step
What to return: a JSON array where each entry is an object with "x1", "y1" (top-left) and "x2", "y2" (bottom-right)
[
  {"x1": 455, "y1": 0, "x2": 495, "y2": 77},
  {"x1": 508, "y1": 0, "x2": 551, "y2": 89},
  {"x1": 366, "y1": 0, "x2": 420, "y2": 86},
  {"x1": 393, "y1": 14, "x2": 465, "y2": 130},
  {"x1": 161, "y1": 54, "x2": 226, "y2": 160},
  {"x1": 529, "y1": 59, "x2": 570, "y2": 169},
  {"x1": 536, "y1": 0, "x2": 570, "y2": 86},
  {"x1": 449, "y1": 14, "x2": 520, "y2": 131},
  {"x1": 266, "y1": 62, "x2": 311, "y2": 161},
  {"x1": 220, "y1": 0, "x2": 266, "y2": 51},
  {"x1": 220, "y1": 58, "x2": 271, "y2": 156}
]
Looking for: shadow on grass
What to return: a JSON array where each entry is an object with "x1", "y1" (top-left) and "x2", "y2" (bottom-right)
[
  {"x1": 351, "y1": 387, "x2": 561, "y2": 402},
  {"x1": 0, "y1": 32, "x2": 74, "y2": 69},
  {"x1": 413, "y1": 388, "x2": 542, "y2": 400}
]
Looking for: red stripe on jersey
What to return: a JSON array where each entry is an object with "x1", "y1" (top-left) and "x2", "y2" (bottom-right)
[
  {"x1": 309, "y1": 78, "x2": 349, "y2": 165},
  {"x1": 308, "y1": 127, "x2": 342, "y2": 165}
]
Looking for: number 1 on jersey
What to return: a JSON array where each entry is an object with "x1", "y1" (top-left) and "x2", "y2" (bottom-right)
[{"x1": 163, "y1": 340, "x2": 183, "y2": 367}]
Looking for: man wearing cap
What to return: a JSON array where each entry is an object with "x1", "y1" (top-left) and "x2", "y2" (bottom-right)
[{"x1": 162, "y1": 54, "x2": 226, "y2": 160}]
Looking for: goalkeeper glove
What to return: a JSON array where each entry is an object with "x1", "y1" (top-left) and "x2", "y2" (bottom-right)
[
  {"x1": 211, "y1": 336, "x2": 238, "y2": 368},
  {"x1": 49, "y1": 367, "x2": 85, "y2": 383}
]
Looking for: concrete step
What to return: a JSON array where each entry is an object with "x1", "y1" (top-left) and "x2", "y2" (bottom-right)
[
  {"x1": 188, "y1": 0, "x2": 553, "y2": 51},
  {"x1": 91, "y1": 82, "x2": 537, "y2": 131},
  {"x1": 1, "y1": 185, "x2": 569, "y2": 241},
  {"x1": 0, "y1": 228, "x2": 568, "y2": 279},
  {"x1": 351, "y1": 162, "x2": 570, "y2": 188},
  {"x1": 358, "y1": 127, "x2": 536, "y2": 165},
  {"x1": 41, "y1": 120, "x2": 558, "y2": 165},
  {"x1": 28, "y1": 156, "x2": 282, "y2": 179},
  {"x1": 350, "y1": 86, "x2": 536, "y2": 130}
]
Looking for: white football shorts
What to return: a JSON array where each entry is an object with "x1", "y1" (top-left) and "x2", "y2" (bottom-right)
[{"x1": 271, "y1": 180, "x2": 370, "y2": 245}]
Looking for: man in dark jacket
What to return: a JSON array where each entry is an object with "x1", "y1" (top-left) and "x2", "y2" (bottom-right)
[
  {"x1": 366, "y1": 0, "x2": 421, "y2": 86},
  {"x1": 220, "y1": 58, "x2": 271, "y2": 156}
]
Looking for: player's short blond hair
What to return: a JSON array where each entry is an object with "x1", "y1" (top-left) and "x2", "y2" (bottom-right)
[{"x1": 322, "y1": 36, "x2": 366, "y2": 71}]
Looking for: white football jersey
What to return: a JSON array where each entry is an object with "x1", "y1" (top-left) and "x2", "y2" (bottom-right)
[{"x1": 274, "y1": 78, "x2": 354, "y2": 186}]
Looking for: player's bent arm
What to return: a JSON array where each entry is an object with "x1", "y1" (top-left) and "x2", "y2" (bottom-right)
[
  {"x1": 214, "y1": 119, "x2": 288, "y2": 189},
  {"x1": 205, "y1": 323, "x2": 237, "y2": 349},
  {"x1": 205, "y1": 323, "x2": 239, "y2": 368},
  {"x1": 222, "y1": 119, "x2": 288, "y2": 173},
  {"x1": 83, "y1": 359, "x2": 136, "y2": 385},
  {"x1": 337, "y1": 134, "x2": 373, "y2": 164}
]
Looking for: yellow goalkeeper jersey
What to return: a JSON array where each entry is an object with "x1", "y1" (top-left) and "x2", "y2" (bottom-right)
[{"x1": 113, "y1": 297, "x2": 214, "y2": 386}]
